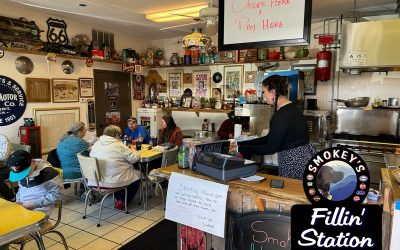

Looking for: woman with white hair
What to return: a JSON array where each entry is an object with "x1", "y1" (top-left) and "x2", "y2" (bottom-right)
[
  {"x1": 90, "y1": 125, "x2": 141, "y2": 210},
  {"x1": 57, "y1": 122, "x2": 89, "y2": 180}
]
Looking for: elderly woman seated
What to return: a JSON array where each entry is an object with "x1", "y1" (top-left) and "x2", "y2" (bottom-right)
[{"x1": 89, "y1": 125, "x2": 141, "y2": 210}]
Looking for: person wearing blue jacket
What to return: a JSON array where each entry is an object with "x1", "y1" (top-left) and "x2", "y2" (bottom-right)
[{"x1": 124, "y1": 117, "x2": 151, "y2": 144}]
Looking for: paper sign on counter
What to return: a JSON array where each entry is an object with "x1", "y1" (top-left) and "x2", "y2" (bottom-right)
[{"x1": 165, "y1": 172, "x2": 229, "y2": 238}]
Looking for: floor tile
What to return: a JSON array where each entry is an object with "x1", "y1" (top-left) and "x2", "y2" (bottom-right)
[
  {"x1": 140, "y1": 208, "x2": 165, "y2": 221},
  {"x1": 128, "y1": 206, "x2": 146, "y2": 216},
  {"x1": 69, "y1": 216, "x2": 99, "y2": 230},
  {"x1": 63, "y1": 198, "x2": 86, "y2": 211},
  {"x1": 60, "y1": 210, "x2": 83, "y2": 224},
  {"x1": 45, "y1": 224, "x2": 81, "y2": 241},
  {"x1": 87, "y1": 207, "x2": 119, "y2": 220},
  {"x1": 102, "y1": 227, "x2": 138, "y2": 244},
  {"x1": 104, "y1": 211, "x2": 137, "y2": 225},
  {"x1": 80, "y1": 203, "x2": 101, "y2": 215},
  {"x1": 123, "y1": 217, "x2": 154, "y2": 232},
  {"x1": 80, "y1": 237, "x2": 119, "y2": 250},
  {"x1": 85, "y1": 222, "x2": 119, "y2": 236},
  {"x1": 65, "y1": 231, "x2": 98, "y2": 249},
  {"x1": 47, "y1": 242, "x2": 75, "y2": 250},
  {"x1": 18, "y1": 236, "x2": 57, "y2": 250}
]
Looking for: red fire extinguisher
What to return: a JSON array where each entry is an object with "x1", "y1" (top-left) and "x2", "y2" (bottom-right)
[{"x1": 316, "y1": 46, "x2": 332, "y2": 81}]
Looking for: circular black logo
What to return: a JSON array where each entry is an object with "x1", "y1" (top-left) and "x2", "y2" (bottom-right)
[
  {"x1": 303, "y1": 147, "x2": 370, "y2": 206},
  {"x1": 212, "y1": 72, "x2": 222, "y2": 83},
  {"x1": 0, "y1": 75, "x2": 27, "y2": 126}
]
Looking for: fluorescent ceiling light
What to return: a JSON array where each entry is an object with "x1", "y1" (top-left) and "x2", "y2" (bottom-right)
[{"x1": 146, "y1": 4, "x2": 208, "y2": 22}]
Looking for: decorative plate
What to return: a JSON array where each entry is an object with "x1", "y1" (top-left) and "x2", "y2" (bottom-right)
[{"x1": 212, "y1": 72, "x2": 222, "y2": 83}]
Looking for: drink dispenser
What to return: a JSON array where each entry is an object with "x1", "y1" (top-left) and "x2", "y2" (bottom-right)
[{"x1": 234, "y1": 104, "x2": 273, "y2": 136}]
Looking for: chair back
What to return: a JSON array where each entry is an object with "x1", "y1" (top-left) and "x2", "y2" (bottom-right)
[
  {"x1": 11, "y1": 143, "x2": 31, "y2": 153},
  {"x1": 161, "y1": 146, "x2": 179, "y2": 167},
  {"x1": 77, "y1": 152, "x2": 102, "y2": 186}
]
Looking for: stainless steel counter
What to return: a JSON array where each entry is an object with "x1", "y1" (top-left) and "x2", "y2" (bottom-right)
[{"x1": 182, "y1": 129, "x2": 220, "y2": 140}]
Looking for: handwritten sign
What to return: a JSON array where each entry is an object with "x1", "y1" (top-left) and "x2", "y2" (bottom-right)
[
  {"x1": 227, "y1": 212, "x2": 291, "y2": 250},
  {"x1": 218, "y1": 0, "x2": 312, "y2": 50},
  {"x1": 0, "y1": 75, "x2": 27, "y2": 126},
  {"x1": 165, "y1": 173, "x2": 229, "y2": 238}
]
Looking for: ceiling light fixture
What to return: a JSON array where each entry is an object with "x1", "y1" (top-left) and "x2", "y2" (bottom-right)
[{"x1": 146, "y1": 4, "x2": 208, "y2": 22}]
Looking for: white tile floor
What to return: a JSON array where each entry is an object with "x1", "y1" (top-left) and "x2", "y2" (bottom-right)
[{"x1": 9, "y1": 186, "x2": 165, "y2": 250}]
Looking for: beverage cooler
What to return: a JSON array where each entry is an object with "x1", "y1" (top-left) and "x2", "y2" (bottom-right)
[
  {"x1": 263, "y1": 70, "x2": 305, "y2": 110},
  {"x1": 137, "y1": 108, "x2": 163, "y2": 138}
]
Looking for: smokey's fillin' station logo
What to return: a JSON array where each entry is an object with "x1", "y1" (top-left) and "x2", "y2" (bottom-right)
[{"x1": 303, "y1": 147, "x2": 370, "y2": 205}]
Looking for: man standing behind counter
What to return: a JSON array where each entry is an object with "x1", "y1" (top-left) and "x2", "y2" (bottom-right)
[{"x1": 124, "y1": 117, "x2": 151, "y2": 144}]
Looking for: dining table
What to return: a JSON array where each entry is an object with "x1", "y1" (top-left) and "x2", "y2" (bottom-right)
[
  {"x1": 131, "y1": 144, "x2": 163, "y2": 210},
  {"x1": 0, "y1": 198, "x2": 47, "y2": 249}
]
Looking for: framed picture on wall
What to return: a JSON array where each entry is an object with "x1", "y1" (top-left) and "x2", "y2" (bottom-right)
[
  {"x1": 193, "y1": 70, "x2": 210, "y2": 97},
  {"x1": 223, "y1": 65, "x2": 243, "y2": 100},
  {"x1": 52, "y1": 78, "x2": 79, "y2": 103},
  {"x1": 79, "y1": 78, "x2": 94, "y2": 97},
  {"x1": 183, "y1": 73, "x2": 192, "y2": 85},
  {"x1": 26, "y1": 78, "x2": 51, "y2": 102},
  {"x1": 292, "y1": 64, "x2": 317, "y2": 95},
  {"x1": 168, "y1": 70, "x2": 183, "y2": 97}
]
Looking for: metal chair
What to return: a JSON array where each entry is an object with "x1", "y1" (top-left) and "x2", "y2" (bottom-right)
[
  {"x1": 77, "y1": 152, "x2": 129, "y2": 227},
  {"x1": 148, "y1": 146, "x2": 178, "y2": 209},
  {"x1": 12, "y1": 200, "x2": 68, "y2": 250}
]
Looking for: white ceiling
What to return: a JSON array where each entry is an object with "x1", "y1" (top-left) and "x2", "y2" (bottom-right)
[{"x1": 7, "y1": 0, "x2": 399, "y2": 40}]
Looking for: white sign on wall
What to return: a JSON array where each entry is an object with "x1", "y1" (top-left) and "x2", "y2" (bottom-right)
[
  {"x1": 165, "y1": 173, "x2": 229, "y2": 238},
  {"x1": 218, "y1": 0, "x2": 312, "y2": 50}
]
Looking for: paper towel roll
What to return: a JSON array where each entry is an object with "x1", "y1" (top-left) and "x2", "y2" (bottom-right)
[{"x1": 234, "y1": 124, "x2": 242, "y2": 139}]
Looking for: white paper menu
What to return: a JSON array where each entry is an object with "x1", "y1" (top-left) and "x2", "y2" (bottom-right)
[{"x1": 165, "y1": 172, "x2": 229, "y2": 238}]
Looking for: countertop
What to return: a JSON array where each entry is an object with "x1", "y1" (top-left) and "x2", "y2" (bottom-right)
[{"x1": 181, "y1": 129, "x2": 220, "y2": 140}]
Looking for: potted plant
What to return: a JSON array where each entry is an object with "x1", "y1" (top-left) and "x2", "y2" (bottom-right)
[
  {"x1": 200, "y1": 97, "x2": 207, "y2": 109},
  {"x1": 204, "y1": 99, "x2": 210, "y2": 109},
  {"x1": 209, "y1": 97, "x2": 217, "y2": 109}
]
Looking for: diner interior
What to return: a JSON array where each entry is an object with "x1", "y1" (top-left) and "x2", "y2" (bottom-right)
[{"x1": 1, "y1": 0, "x2": 400, "y2": 249}]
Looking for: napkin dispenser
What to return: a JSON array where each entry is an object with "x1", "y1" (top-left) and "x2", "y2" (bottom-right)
[{"x1": 195, "y1": 152, "x2": 257, "y2": 181}]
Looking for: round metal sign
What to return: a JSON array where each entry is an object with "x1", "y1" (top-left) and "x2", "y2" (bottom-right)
[{"x1": 0, "y1": 75, "x2": 27, "y2": 126}]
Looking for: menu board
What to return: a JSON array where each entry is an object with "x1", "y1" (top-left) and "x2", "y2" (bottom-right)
[
  {"x1": 218, "y1": 0, "x2": 312, "y2": 50},
  {"x1": 165, "y1": 173, "x2": 229, "y2": 238}
]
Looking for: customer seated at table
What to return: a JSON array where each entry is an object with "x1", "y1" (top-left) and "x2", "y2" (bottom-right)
[
  {"x1": 6, "y1": 150, "x2": 63, "y2": 216},
  {"x1": 217, "y1": 111, "x2": 236, "y2": 139},
  {"x1": 57, "y1": 122, "x2": 90, "y2": 180},
  {"x1": 157, "y1": 115, "x2": 183, "y2": 146},
  {"x1": 0, "y1": 134, "x2": 15, "y2": 202},
  {"x1": 90, "y1": 125, "x2": 141, "y2": 210},
  {"x1": 124, "y1": 117, "x2": 151, "y2": 144}
]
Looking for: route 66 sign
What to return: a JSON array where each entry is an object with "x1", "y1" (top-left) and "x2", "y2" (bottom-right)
[{"x1": 46, "y1": 18, "x2": 69, "y2": 45}]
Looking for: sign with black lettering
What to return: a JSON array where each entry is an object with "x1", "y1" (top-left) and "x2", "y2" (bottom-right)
[
  {"x1": 46, "y1": 18, "x2": 69, "y2": 45},
  {"x1": 228, "y1": 212, "x2": 291, "y2": 250},
  {"x1": 302, "y1": 147, "x2": 370, "y2": 206},
  {"x1": 291, "y1": 147, "x2": 381, "y2": 249},
  {"x1": 87, "y1": 99, "x2": 96, "y2": 132},
  {"x1": 0, "y1": 75, "x2": 27, "y2": 126},
  {"x1": 292, "y1": 205, "x2": 381, "y2": 249}
]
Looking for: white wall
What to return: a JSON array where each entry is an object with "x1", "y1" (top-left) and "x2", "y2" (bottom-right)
[
  {"x1": 148, "y1": 20, "x2": 400, "y2": 133},
  {"x1": 0, "y1": 3, "x2": 150, "y2": 144}
]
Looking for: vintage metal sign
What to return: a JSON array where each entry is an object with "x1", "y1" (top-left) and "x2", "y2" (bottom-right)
[
  {"x1": 46, "y1": 18, "x2": 69, "y2": 45},
  {"x1": 0, "y1": 75, "x2": 27, "y2": 126}
]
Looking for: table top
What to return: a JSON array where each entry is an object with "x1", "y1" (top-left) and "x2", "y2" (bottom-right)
[
  {"x1": 130, "y1": 144, "x2": 162, "y2": 162},
  {"x1": 0, "y1": 198, "x2": 46, "y2": 244}
]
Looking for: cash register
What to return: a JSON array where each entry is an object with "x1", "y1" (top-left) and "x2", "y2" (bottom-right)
[{"x1": 195, "y1": 152, "x2": 258, "y2": 181}]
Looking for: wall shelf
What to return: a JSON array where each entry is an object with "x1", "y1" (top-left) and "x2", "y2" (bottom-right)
[
  {"x1": 164, "y1": 107, "x2": 231, "y2": 117},
  {"x1": 3, "y1": 47, "x2": 122, "y2": 64},
  {"x1": 144, "y1": 58, "x2": 314, "y2": 68}
]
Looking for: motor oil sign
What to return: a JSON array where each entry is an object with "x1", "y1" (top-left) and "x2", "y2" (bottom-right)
[{"x1": 0, "y1": 75, "x2": 27, "y2": 126}]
